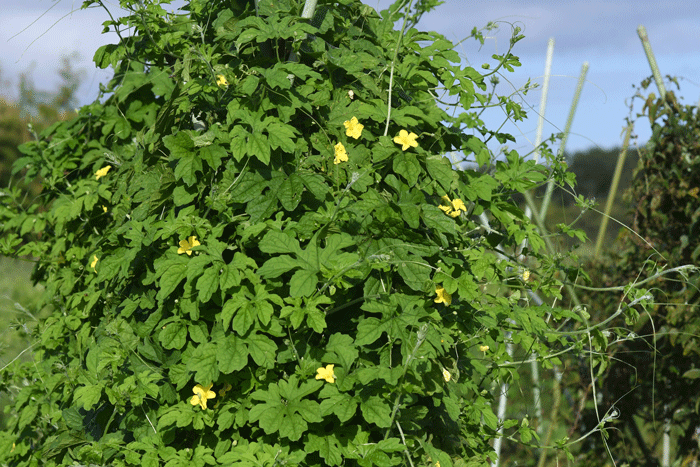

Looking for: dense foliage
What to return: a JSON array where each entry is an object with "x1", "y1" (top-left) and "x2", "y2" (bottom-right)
[{"x1": 0, "y1": 0, "x2": 665, "y2": 466}]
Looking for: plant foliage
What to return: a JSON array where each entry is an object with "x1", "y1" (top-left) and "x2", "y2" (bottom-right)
[{"x1": 0, "y1": 0, "x2": 626, "y2": 465}]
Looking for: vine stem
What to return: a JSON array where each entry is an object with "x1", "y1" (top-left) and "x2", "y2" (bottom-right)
[{"x1": 384, "y1": 323, "x2": 428, "y2": 441}]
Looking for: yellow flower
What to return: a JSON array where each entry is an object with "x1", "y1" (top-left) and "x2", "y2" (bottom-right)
[
  {"x1": 436, "y1": 462, "x2": 441, "y2": 467},
  {"x1": 334, "y1": 142, "x2": 348, "y2": 165},
  {"x1": 190, "y1": 383, "x2": 216, "y2": 410},
  {"x1": 216, "y1": 74, "x2": 228, "y2": 87},
  {"x1": 343, "y1": 116, "x2": 364, "y2": 139},
  {"x1": 434, "y1": 286, "x2": 451, "y2": 306},
  {"x1": 95, "y1": 166, "x2": 111, "y2": 180},
  {"x1": 90, "y1": 255, "x2": 98, "y2": 273},
  {"x1": 393, "y1": 129, "x2": 418, "y2": 151},
  {"x1": 479, "y1": 345, "x2": 489, "y2": 355},
  {"x1": 442, "y1": 368, "x2": 451, "y2": 382},
  {"x1": 316, "y1": 364, "x2": 336, "y2": 383},
  {"x1": 178, "y1": 236, "x2": 201, "y2": 255},
  {"x1": 440, "y1": 195, "x2": 467, "y2": 218},
  {"x1": 522, "y1": 270, "x2": 530, "y2": 281},
  {"x1": 102, "y1": 205, "x2": 108, "y2": 213}
]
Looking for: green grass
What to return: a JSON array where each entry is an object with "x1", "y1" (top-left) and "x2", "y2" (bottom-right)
[
  {"x1": 0, "y1": 256, "x2": 44, "y2": 366},
  {"x1": 0, "y1": 256, "x2": 46, "y2": 430}
]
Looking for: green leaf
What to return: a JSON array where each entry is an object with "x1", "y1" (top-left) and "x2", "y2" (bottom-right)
[
  {"x1": 319, "y1": 385, "x2": 358, "y2": 423},
  {"x1": 277, "y1": 173, "x2": 304, "y2": 211},
  {"x1": 262, "y1": 67, "x2": 292, "y2": 89},
  {"x1": 200, "y1": 144, "x2": 226, "y2": 170},
  {"x1": 173, "y1": 184, "x2": 198, "y2": 206},
  {"x1": 247, "y1": 333, "x2": 278, "y2": 369},
  {"x1": 159, "y1": 320, "x2": 188, "y2": 350},
  {"x1": 355, "y1": 317, "x2": 389, "y2": 346},
  {"x1": 289, "y1": 268, "x2": 318, "y2": 297},
  {"x1": 156, "y1": 260, "x2": 188, "y2": 302},
  {"x1": 426, "y1": 155, "x2": 456, "y2": 191},
  {"x1": 266, "y1": 120, "x2": 297, "y2": 153},
  {"x1": 306, "y1": 432, "x2": 344, "y2": 466},
  {"x1": 297, "y1": 171, "x2": 329, "y2": 199},
  {"x1": 258, "y1": 255, "x2": 300, "y2": 278},
  {"x1": 196, "y1": 267, "x2": 220, "y2": 303},
  {"x1": 221, "y1": 293, "x2": 248, "y2": 331},
  {"x1": 218, "y1": 334, "x2": 249, "y2": 374},
  {"x1": 421, "y1": 204, "x2": 455, "y2": 236},
  {"x1": 232, "y1": 302, "x2": 257, "y2": 335},
  {"x1": 220, "y1": 263, "x2": 241, "y2": 290},
  {"x1": 249, "y1": 376, "x2": 323, "y2": 441},
  {"x1": 240, "y1": 75, "x2": 260, "y2": 95},
  {"x1": 393, "y1": 152, "x2": 421, "y2": 186},
  {"x1": 247, "y1": 132, "x2": 270, "y2": 165},
  {"x1": 326, "y1": 333, "x2": 359, "y2": 369},
  {"x1": 396, "y1": 254, "x2": 431, "y2": 291},
  {"x1": 188, "y1": 342, "x2": 219, "y2": 384},
  {"x1": 74, "y1": 384, "x2": 103, "y2": 410},
  {"x1": 164, "y1": 132, "x2": 201, "y2": 186},
  {"x1": 360, "y1": 395, "x2": 392, "y2": 428},
  {"x1": 259, "y1": 230, "x2": 301, "y2": 254}
]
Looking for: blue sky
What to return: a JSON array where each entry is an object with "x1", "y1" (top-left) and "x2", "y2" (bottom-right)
[{"x1": 1, "y1": 0, "x2": 699, "y2": 157}]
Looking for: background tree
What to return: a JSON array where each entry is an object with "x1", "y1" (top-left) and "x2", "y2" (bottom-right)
[{"x1": 571, "y1": 78, "x2": 700, "y2": 466}]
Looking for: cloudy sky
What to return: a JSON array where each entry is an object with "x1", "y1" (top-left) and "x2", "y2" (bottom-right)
[{"x1": 1, "y1": 0, "x2": 699, "y2": 156}]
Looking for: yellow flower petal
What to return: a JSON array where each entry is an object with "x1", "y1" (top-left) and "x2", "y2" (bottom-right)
[
  {"x1": 190, "y1": 383, "x2": 216, "y2": 410},
  {"x1": 479, "y1": 345, "x2": 490, "y2": 353},
  {"x1": 316, "y1": 364, "x2": 335, "y2": 383},
  {"x1": 343, "y1": 116, "x2": 364, "y2": 139},
  {"x1": 177, "y1": 236, "x2": 201, "y2": 255},
  {"x1": 441, "y1": 195, "x2": 466, "y2": 217},
  {"x1": 334, "y1": 142, "x2": 348, "y2": 165},
  {"x1": 393, "y1": 129, "x2": 419, "y2": 151},
  {"x1": 442, "y1": 368, "x2": 451, "y2": 382},
  {"x1": 90, "y1": 255, "x2": 98, "y2": 273},
  {"x1": 434, "y1": 286, "x2": 451, "y2": 306},
  {"x1": 95, "y1": 166, "x2": 111, "y2": 180},
  {"x1": 451, "y1": 198, "x2": 467, "y2": 213},
  {"x1": 216, "y1": 74, "x2": 228, "y2": 87},
  {"x1": 439, "y1": 205, "x2": 453, "y2": 215}
]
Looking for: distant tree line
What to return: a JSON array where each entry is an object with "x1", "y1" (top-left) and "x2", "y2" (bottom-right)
[
  {"x1": 0, "y1": 54, "x2": 83, "y2": 197},
  {"x1": 562, "y1": 145, "x2": 640, "y2": 203}
]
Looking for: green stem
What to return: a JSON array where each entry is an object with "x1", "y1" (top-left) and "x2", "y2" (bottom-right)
[{"x1": 384, "y1": 323, "x2": 428, "y2": 440}]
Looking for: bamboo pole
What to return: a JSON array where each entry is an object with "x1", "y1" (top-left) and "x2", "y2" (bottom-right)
[
  {"x1": 527, "y1": 38, "x2": 555, "y2": 437},
  {"x1": 538, "y1": 62, "x2": 589, "y2": 228},
  {"x1": 286, "y1": 0, "x2": 319, "y2": 70},
  {"x1": 638, "y1": 25, "x2": 673, "y2": 466},
  {"x1": 533, "y1": 38, "x2": 555, "y2": 164},
  {"x1": 637, "y1": 25, "x2": 666, "y2": 99},
  {"x1": 492, "y1": 337, "x2": 513, "y2": 467},
  {"x1": 593, "y1": 124, "x2": 632, "y2": 259}
]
